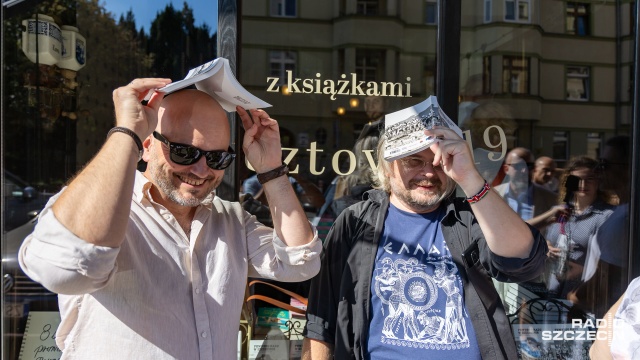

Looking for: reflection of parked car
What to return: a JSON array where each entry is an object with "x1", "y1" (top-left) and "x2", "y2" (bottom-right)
[
  {"x1": 3, "y1": 193, "x2": 58, "y2": 359},
  {"x1": 3, "y1": 171, "x2": 53, "y2": 232}
]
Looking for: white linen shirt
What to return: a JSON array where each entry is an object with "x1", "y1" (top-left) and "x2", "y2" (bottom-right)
[{"x1": 19, "y1": 171, "x2": 321, "y2": 359}]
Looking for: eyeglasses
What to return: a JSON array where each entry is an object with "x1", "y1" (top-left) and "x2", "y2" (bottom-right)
[
  {"x1": 506, "y1": 162, "x2": 534, "y2": 171},
  {"x1": 598, "y1": 158, "x2": 627, "y2": 170},
  {"x1": 399, "y1": 156, "x2": 443, "y2": 172},
  {"x1": 152, "y1": 131, "x2": 235, "y2": 170}
]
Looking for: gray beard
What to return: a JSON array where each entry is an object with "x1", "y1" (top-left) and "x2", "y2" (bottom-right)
[
  {"x1": 391, "y1": 180, "x2": 451, "y2": 213},
  {"x1": 148, "y1": 159, "x2": 213, "y2": 207}
]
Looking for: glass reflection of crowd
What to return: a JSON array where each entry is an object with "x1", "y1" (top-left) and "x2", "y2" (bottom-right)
[
  {"x1": 541, "y1": 156, "x2": 615, "y2": 301},
  {"x1": 459, "y1": 98, "x2": 634, "y2": 357}
]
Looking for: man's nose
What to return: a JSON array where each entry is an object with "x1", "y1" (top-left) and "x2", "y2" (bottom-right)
[
  {"x1": 189, "y1": 156, "x2": 213, "y2": 177},
  {"x1": 420, "y1": 162, "x2": 439, "y2": 176}
]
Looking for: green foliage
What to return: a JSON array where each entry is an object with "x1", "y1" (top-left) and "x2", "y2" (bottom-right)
[
  {"x1": 2, "y1": 0, "x2": 218, "y2": 188},
  {"x1": 147, "y1": 2, "x2": 217, "y2": 79}
]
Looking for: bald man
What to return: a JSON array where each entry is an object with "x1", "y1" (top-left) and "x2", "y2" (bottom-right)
[
  {"x1": 19, "y1": 80, "x2": 321, "y2": 359},
  {"x1": 532, "y1": 156, "x2": 558, "y2": 192},
  {"x1": 494, "y1": 148, "x2": 557, "y2": 221}
]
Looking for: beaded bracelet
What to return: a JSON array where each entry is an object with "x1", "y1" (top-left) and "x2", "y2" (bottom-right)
[{"x1": 466, "y1": 181, "x2": 491, "y2": 204}]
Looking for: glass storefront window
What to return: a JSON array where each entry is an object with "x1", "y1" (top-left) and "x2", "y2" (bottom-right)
[
  {"x1": 2, "y1": 1, "x2": 218, "y2": 358},
  {"x1": 461, "y1": 0, "x2": 635, "y2": 357},
  {"x1": 3, "y1": 0, "x2": 639, "y2": 358},
  {"x1": 240, "y1": 0, "x2": 438, "y2": 227}
]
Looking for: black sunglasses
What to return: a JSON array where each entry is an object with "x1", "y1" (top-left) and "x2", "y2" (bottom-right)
[{"x1": 152, "y1": 131, "x2": 235, "y2": 170}]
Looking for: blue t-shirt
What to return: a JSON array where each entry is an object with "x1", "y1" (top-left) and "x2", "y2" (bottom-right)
[{"x1": 366, "y1": 203, "x2": 481, "y2": 360}]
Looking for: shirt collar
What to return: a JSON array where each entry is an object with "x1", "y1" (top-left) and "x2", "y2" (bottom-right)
[{"x1": 504, "y1": 182, "x2": 533, "y2": 203}]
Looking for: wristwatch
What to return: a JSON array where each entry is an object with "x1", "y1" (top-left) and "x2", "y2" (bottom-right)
[{"x1": 257, "y1": 163, "x2": 289, "y2": 184}]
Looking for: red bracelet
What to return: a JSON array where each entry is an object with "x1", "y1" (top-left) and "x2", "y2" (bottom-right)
[{"x1": 466, "y1": 181, "x2": 491, "y2": 204}]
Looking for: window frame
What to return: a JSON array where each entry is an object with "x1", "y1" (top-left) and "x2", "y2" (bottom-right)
[
  {"x1": 502, "y1": 55, "x2": 530, "y2": 95},
  {"x1": 356, "y1": 0, "x2": 380, "y2": 15},
  {"x1": 269, "y1": 50, "x2": 297, "y2": 85},
  {"x1": 355, "y1": 49, "x2": 385, "y2": 82},
  {"x1": 566, "y1": 2, "x2": 590, "y2": 36},
  {"x1": 566, "y1": 65, "x2": 590, "y2": 101},
  {"x1": 270, "y1": 0, "x2": 297, "y2": 18},
  {"x1": 425, "y1": 0, "x2": 438, "y2": 25},
  {"x1": 484, "y1": 0, "x2": 492, "y2": 23},
  {"x1": 482, "y1": 56, "x2": 492, "y2": 94},
  {"x1": 552, "y1": 131, "x2": 570, "y2": 163},
  {"x1": 504, "y1": 0, "x2": 530, "y2": 23}
]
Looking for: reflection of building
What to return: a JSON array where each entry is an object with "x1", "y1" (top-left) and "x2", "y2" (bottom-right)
[
  {"x1": 241, "y1": 0, "x2": 632, "y2": 169},
  {"x1": 462, "y1": 0, "x2": 633, "y2": 164},
  {"x1": 240, "y1": 1, "x2": 438, "y2": 182}
]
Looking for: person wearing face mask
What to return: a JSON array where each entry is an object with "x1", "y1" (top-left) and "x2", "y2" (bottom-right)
[
  {"x1": 18, "y1": 79, "x2": 321, "y2": 359},
  {"x1": 303, "y1": 128, "x2": 547, "y2": 360}
]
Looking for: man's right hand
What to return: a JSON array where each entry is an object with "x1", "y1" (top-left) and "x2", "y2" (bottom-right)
[{"x1": 112, "y1": 78, "x2": 171, "y2": 139}]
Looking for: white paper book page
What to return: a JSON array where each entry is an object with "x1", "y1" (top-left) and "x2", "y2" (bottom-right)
[
  {"x1": 156, "y1": 58, "x2": 222, "y2": 94},
  {"x1": 383, "y1": 96, "x2": 461, "y2": 161},
  {"x1": 197, "y1": 59, "x2": 272, "y2": 112},
  {"x1": 150, "y1": 58, "x2": 272, "y2": 112}
]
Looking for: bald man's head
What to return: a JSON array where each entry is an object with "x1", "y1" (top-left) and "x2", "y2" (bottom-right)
[
  {"x1": 142, "y1": 89, "x2": 232, "y2": 208},
  {"x1": 503, "y1": 147, "x2": 534, "y2": 192},
  {"x1": 157, "y1": 89, "x2": 228, "y2": 141},
  {"x1": 532, "y1": 156, "x2": 557, "y2": 185}
]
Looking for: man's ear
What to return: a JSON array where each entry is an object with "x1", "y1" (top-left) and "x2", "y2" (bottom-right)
[{"x1": 142, "y1": 136, "x2": 153, "y2": 162}]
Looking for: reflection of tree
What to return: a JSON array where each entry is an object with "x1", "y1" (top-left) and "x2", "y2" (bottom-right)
[
  {"x1": 147, "y1": 2, "x2": 217, "y2": 80},
  {"x1": 3, "y1": 0, "x2": 217, "y2": 189},
  {"x1": 74, "y1": 0, "x2": 153, "y2": 167},
  {"x1": 3, "y1": 0, "x2": 89, "y2": 188}
]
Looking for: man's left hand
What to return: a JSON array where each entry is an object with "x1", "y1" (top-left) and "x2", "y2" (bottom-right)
[{"x1": 238, "y1": 107, "x2": 283, "y2": 173}]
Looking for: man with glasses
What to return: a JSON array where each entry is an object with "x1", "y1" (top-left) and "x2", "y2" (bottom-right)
[
  {"x1": 494, "y1": 147, "x2": 557, "y2": 223},
  {"x1": 19, "y1": 79, "x2": 321, "y2": 359},
  {"x1": 303, "y1": 129, "x2": 547, "y2": 359}
]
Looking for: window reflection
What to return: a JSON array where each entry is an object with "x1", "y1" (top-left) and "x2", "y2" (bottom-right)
[
  {"x1": 461, "y1": 0, "x2": 633, "y2": 357},
  {"x1": 2, "y1": 1, "x2": 218, "y2": 358}
]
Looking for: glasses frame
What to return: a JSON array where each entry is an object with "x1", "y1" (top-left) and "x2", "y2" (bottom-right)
[
  {"x1": 398, "y1": 156, "x2": 444, "y2": 172},
  {"x1": 152, "y1": 131, "x2": 236, "y2": 170}
]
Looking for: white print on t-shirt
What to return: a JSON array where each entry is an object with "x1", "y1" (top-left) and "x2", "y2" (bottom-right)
[{"x1": 373, "y1": 257, "x2": 471, "y2": 350}]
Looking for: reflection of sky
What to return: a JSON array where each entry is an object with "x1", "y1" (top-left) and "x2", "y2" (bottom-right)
[{"x1": 102, "y1": 0, "x2": 218, "y2": 35}]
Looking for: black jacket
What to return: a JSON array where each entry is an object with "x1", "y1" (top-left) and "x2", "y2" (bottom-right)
[{"x1": 304, "y1": 190, "x2": 547, "y2": 360}]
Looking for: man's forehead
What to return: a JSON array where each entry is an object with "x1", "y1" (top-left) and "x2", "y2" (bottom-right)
[
  {"x1": 403, "y1": 148, "x2": 436, "y2": 159},
  {"x1": 509, "y1": 154, "x2": 527, "y2": 163},
  {"x1": 536, "y1": 161, "x2": 555, "y2": 169}
]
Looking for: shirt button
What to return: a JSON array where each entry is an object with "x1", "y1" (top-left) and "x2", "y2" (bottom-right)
[
  {"x1": 201, "y1": 332, "x2": 207, "y2": 338},
  {"x1": 195, "y1": 288, "x2": 201, "y2": 294}
]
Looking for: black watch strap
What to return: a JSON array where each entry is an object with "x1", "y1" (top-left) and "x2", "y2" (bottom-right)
[
  {"x1": 257, "y1": 164, "x2": 289, "y2": 184},
  {"x1": 107, "y1": 126, "x2": 143, "y2": 161}
]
